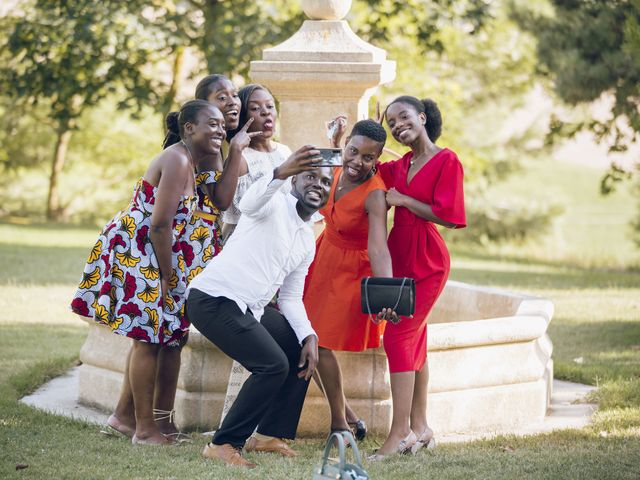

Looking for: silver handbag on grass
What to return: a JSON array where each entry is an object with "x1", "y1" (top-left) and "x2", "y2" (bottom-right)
[{"x1": 313, "y1": 431, "x2": 369, "y2": 480}]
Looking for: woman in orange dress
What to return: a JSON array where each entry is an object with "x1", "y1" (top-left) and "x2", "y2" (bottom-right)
[{"x1": 304, "y1": 119, "x2": 396, "y2": 436}]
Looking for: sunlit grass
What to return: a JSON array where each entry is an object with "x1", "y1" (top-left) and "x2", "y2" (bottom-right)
[{"x1": 1, "y1": 145, "x2": 640, "y2": 480}]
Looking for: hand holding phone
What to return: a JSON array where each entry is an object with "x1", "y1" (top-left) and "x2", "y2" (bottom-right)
[{"x1": 313, "y1": 148, "x2": 343, "y2": 167}]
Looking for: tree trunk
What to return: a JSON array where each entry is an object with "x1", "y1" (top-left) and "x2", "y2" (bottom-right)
[
  {"x1": 46, "y1": 127, "x2": 72, "y2": 220},
  {"x1": 202, "y1": 0, "x2": 220, "y2": 73},
  {"x1": 161, "y1": 46, "x2": 186, "y2": 132}
]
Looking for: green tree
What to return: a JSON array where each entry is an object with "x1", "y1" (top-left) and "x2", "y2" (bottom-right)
[
  {"x1": 513, "y1": 0, "x2": 640, "y2": 244},
  {"x1": 186, "y1": 0, "x2": 305, "y2": 78},
  {"x1": 0, "y1": 0, "x2": 170, "y2": 219}
]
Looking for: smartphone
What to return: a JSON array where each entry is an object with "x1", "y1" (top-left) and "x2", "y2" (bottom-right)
[{"x1": 314, "y1": 148, "x2": 343, "y2": 167}]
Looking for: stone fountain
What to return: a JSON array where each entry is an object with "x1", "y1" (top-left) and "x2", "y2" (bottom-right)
[{"x1": 76, "y1": 0, "x2": 554, "y2": 437}]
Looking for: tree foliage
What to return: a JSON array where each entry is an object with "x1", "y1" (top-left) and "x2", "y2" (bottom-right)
[
  {"x1": 514, "y1": 0, "x2": 640, "y2": 165},
  {"x1": 183, "y1": 0, "x2": 305, "y2": 78},
  {"x1": 514, "y1": 0, "x2": 640, "y2": 245},
  {"x1": 0, "y1": 0, "x2": 170, "y2": 124},
  {"x1": 0, "y1": 0, "x2": 554, "y2": 242},
  {"x1": 0, "y1": 0, "x2": 173, "y2": 218}
]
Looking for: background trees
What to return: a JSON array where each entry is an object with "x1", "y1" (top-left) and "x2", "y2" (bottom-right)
[
  {"x1": 1, "y1": 0, "x2": 635, "y2": 249},
  {"x1": 0, "y1": 0, "x2": 176, "y2": 219},
  {"x1": 514, "y1": 0, "x2": 640, "y2": 243}
]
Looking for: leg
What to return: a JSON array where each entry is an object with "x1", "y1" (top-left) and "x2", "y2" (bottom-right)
[
  {"x1": 375, "y1": 371, "x2": 415, "y2": 455},
  {"x1": 344, "y1": 402, "x2": 359, "y2": 425},
  {"x1": 153, "y1": 345, "x2": 183, "y2": 435},
  {"x1": 187, "y1": 291, "x2": 289, "y2": 448},
  {"x1": 315, "y1": 347, "x2": 349, "y2": 432},
  {"x1": 410, "y1": 361, "x2": 433, "y2": 442},
  {"x1": 107, "y1": 344, "x2": 136, "y2": 437},
  {"x1": 129, "y1": 341, "x2": 170, "y2": 444},
  {"x1": 255, "y1": 307, "x2": 311, "y2": 439}
]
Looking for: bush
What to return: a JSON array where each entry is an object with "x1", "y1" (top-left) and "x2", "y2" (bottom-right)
[{"x1": 446, "y1": 195, "x2": 564, "y2": 245}]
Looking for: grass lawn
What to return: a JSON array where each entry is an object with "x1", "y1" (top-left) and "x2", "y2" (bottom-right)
[{"x1": 1, "y1": 158, "x2": 639, "y2": 479}]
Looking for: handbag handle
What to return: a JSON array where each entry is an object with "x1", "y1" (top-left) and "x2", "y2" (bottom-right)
[
  {"x1": 341, "y1": 430, "x2": 365, "y2": 469},
  {"x1": 318, "y1": 431, "x2": 366, "y2": 475},
  {"x1": 319, "y1": 432, "x2": 346, "y2": 474},
  {"x1": 363, "y1": 277, "x2": 409, "y2": 320}
]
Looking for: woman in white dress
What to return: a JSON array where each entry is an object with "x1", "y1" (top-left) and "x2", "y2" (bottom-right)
[{"x1": 221, "y1": 84, "x2": 292, "y2": 240}]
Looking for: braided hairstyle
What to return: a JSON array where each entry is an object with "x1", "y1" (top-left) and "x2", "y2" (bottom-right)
[
  {"x1": 162, "y1": 99, "x2": 212, "y2": 150},
  {"x1": 388, "y1": 96, "x2": 442, "y2": 142}
]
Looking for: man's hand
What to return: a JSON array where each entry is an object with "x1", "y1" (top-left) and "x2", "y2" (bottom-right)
[
  {"x1": 274, "y1": 145, "x2": 321, "y2": 180},
  {"x1": 297, "y1": 334, "x2": 318, "y2": 381}
]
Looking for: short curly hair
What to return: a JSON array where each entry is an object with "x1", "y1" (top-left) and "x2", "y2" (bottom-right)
[
  {"x1": 389, "y1": 95, "x2": 442, "y2": 142},
  {"x1": 349, "y1": 119, "x2": 387, "y2": 145}
]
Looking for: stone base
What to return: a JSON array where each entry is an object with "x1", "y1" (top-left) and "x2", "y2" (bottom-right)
[{"x1": 77, "y1": 281, "x2": 554, "y2": 438}]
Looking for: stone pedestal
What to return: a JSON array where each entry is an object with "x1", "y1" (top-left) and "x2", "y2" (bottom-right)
[
  {"x1": 77, "y1": 280, "x2": 554, "y2": 436},
  {"x1": 249, "y1": 17, "x2": 395, "y2": 149}
]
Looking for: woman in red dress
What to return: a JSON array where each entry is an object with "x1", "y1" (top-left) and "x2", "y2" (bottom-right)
[{"x1": 372, "y1": 96, "x2": 466, "y2": 458}]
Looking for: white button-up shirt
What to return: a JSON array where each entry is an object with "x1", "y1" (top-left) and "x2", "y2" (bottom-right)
[{"x1": 188, "y1": 171, "x2": 317, "y2": 344}]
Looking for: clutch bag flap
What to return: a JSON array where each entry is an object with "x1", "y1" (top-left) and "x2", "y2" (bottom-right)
[{"x1": 360, "y1": 277, "x2": 415, "y2": 317}]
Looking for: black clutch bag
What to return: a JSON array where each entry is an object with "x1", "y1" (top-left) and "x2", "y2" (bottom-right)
[{"x1": 361, "y1": 277, "x2": 416, "y2": 321}]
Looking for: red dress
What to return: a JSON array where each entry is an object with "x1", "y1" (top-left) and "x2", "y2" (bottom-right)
[
  {"x1": 378, "y1": 149, "x2": 466, "y2": 373},
  {"x1": 304, "y1": 168, "x2": 387, "y2": 351}
]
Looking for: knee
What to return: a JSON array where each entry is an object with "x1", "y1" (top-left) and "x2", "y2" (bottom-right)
[
  {"x1": 261, "y1": 350, "x2": 289, "y2": 381},
  {"x1": 132, "y1": 341, "x2": 160, "y2": 356}
]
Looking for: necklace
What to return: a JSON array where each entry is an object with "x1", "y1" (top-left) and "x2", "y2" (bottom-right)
[
  {"x1": 181, "y1": 140, "x2": 197, "y2": 196},
  {"x1": 181, "y1": 140, "x2": 194, "y2": 168}
]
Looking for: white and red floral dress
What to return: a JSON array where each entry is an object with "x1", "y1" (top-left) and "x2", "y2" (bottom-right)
[{"x1": 71, "y1": 178, "x2": 195, "y2": 347}]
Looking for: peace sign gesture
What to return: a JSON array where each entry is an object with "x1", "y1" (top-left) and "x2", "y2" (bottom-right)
[
  {"x1": 373, "y1": 101, "x2": 386, "y2": 124},
  {"x1": 229, "y1": 117, "x2": 263, "y2": 153}
]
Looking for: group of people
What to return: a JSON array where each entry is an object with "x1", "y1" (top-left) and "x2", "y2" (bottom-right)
[{"x1": 71, "y1": 74, "x2": 466, "y2": 468}]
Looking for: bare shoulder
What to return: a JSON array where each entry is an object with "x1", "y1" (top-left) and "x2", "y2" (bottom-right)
[{"x1": 144, "y1": 145, "x2": 191, "y2": 186}]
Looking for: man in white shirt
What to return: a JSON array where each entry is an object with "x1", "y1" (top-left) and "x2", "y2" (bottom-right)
[{"x1": 187, "y1": 145, "x2": 333, "y2": 468}]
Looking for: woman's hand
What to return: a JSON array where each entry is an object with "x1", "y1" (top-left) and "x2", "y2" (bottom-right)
[
  {"x1": 373, "y1": 101, "x2": 386, "y2": 124},
  {"x1": 326, "y1": 115, "x2": 347, "y2": 148},
  {"x1": 160, "y1": 277, "x2": 170, "y2": 307},
  {"x1": 229, "y1": 118, "x2": 262, "y2": 152},
  {"x1": 373, "y1": 307, "x2": 399, "y2": 324},
  {"x1": 386, "y1": 188, "x2": 407, "y2": 207}
]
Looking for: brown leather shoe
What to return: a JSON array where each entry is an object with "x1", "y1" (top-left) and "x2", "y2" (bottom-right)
[
  {"x1": 202, "y1": 443, "x2": 257, "y2": 468},
  {"x1": 244, "y1": 436, "x2": 298, "y2": 457}
]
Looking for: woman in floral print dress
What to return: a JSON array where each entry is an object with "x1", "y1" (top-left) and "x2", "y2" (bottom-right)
[{"x1": 71, "y1": 100, "x2": 227, "y2": 445}]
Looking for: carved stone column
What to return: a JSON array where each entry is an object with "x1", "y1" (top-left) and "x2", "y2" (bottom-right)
[{"x1": 249, "y1": 0, "x2": 396, "y2": 149}]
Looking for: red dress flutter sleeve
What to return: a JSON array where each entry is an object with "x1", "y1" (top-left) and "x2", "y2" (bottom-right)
[{"x1": 431, "y1": 150, "x2": 466, "y2": 228}]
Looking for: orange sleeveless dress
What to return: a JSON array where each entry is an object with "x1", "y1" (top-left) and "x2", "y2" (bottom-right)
[{"x1": 303, "y1": 168, "x2": 387, "y2": 351}]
